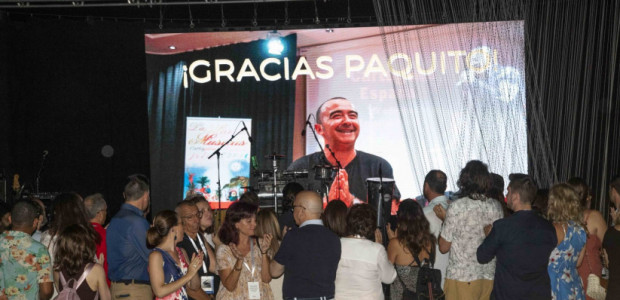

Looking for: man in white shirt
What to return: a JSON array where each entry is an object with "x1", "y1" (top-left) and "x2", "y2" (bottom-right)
[{"x1": 422, "y1": 170, "x2": 450, "y2": 288}]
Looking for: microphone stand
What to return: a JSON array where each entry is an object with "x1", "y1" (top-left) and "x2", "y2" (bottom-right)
[
  {"x1": 325, "y1": 144, "x2": 343, "y2": 201},
  {"x1": 305, "y1": 121, "x2": 331, "y2": 201},
  {"x1": 36, "y1": 152, "x2": 48, "y2": 194},
  {"x1": 208, "y1": 126, "x2": 246, "y2": 212}
]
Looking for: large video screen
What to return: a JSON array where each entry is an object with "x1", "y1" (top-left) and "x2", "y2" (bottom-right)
[{"x1": 145, "y1": 21, "x2": 526, "y2": 207}]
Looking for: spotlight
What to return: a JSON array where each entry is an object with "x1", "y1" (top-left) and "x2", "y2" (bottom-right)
[
  {"x1": 326, "y1": 28, "x2": 334, "y2": 33},
  {"x1": 266, "y1": 30, "x2": 284, "y2": 56},
  {"x1": 169, "y1": 45, "x2": 176, "y2": 50}
]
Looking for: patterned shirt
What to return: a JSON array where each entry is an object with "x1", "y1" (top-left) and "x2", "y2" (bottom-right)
[
  {"x1": 440, "y1": 196, "x2": 503, "y2": 282},
  {"x1": 0, "y1": 230, "x2": 53, "y2": 299}
]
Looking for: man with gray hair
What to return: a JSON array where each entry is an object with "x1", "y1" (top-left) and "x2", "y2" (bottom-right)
[{"x1": 84, "y1": 193, "x2": 109, "y2": 285}]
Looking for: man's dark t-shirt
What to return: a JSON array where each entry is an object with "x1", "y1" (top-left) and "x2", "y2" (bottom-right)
[
  {"x1": 287, "y1": 150, "x2": 401, "y2": 201},
  {"x1": 177, "y1": 233, "x2": 220, "y2": 298},
  {"x1": 274, "y1": 223, "x2": 341, "y2": 298}
]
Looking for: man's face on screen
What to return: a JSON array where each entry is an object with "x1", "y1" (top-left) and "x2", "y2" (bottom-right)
[{"x1": 316, "y1": 98, "x2": 360, "y2": 148}]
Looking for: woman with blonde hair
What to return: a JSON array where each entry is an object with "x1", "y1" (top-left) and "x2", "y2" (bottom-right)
[
  {"x1": 147, "y1": 210, "x2": 203, "y2": 300},
  {"x1": 547, "y1": 183, "x2": 587, "y2": 300},
  {"x1": 255, "y1": 209, "x2": 283, "y2": 300}
]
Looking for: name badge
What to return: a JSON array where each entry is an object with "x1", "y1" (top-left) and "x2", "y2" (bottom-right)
[
  {"x1": 248, "y1": 281, "x2": 260, "y2": 299},
  {"x1": 200, "y1": 276, "x2": 214, "y2": 294}
]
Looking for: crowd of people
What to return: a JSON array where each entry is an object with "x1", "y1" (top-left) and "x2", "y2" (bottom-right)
[{"x1": 1, "y1": 161, "x2": 619, "y2": 300}]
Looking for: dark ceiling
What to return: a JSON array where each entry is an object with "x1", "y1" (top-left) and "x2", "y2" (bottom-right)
[{"x1": 0, "y1": 0, "x2": 380, "y2": 30}]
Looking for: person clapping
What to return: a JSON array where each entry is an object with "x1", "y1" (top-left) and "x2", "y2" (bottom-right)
[{"x1": 147, "y1": 210, "x2": 203, "y2": 300}]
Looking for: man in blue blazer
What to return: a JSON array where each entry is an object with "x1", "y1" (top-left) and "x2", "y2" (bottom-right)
[{"x1": 477, "y1": 174, "x2": 557, "y2": 300}]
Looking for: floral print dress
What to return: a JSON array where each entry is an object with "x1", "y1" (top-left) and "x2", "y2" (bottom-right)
[
  {"x1": 154, "y1": 247, "x2": 189, "y2": 300},
  {"x1": 548, "y1": 221, "x2": 587, "y2": 300}
]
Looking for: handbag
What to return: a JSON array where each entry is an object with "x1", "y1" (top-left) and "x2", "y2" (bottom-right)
[
  {"x1": 412, "y1": 248, "x2": 444, "y2": 300},
  {"x1": 584, "y1": 243, "x2": 606, "y2": 300},
  {"x1": 586, "y1": 274, "x2": 606, "y2": 300}
]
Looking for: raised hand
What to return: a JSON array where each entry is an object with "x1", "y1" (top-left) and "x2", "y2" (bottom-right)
[
  {"x1": 259, "y1": 234, "x2": 273, "y2": 253},
  {"x1": 386, "y1": 223, "x2": 397, "y2": 240},
  {"x1": 96, "y1": 253, "x2": 105, "y2": 265},
  {"x1": 229, "y1": 243, "x2": 243, "y2": 259},
  {"x1": 282, "y1": 226, "x2": 289, "y2": 238},
  {"x1": 188, "y1": 251, "x2": 204, "y2": 275},
  {"x1": 434, "y1": 205, "x2": 446, "y2": 221},
  {"x1": 483, "y1": 224, "x2": 493, "y2": 236},
  {"x1": 328, "y1": 169, "x2": 354, "y2": 206},
  {"x1": 374, "y1": 228, "x2": 383, "y2": 244}
]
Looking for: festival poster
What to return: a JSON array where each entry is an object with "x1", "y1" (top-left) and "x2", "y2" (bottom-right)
[{"x1": 183, "y1": 117, "x2": 251, "y2": 209}]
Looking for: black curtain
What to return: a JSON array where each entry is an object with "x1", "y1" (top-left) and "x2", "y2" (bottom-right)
[
  {"x1": 0, "y1": 19, "x2": 151, "y2": 217},
  {"x1": 146, "y1": 34, "x2": 297, "y2": 214}
]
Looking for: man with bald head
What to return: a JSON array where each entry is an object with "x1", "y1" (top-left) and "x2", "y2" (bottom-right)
[
  {"x1": 288, "y1": 97, "x2": 400, "y2": 206},
  {"x1": 270, "y1": 191, "x2": 341, "y2": 300}
]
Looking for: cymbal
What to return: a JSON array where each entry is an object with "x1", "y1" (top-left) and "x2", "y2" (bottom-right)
[{"x1": 264, "y1": 153, "x2": 285, "y2": 160}]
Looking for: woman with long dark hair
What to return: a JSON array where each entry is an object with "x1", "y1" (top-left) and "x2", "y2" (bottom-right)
[
  {"x1": 41, "y1": 193, "x2": 100, "y2": 271},
  {"x1": 216, "y1": 201, "x2": 273, "y2": 300},
  {"x1": 322, "y1": 200, "x2": 348, "y2": 237},
  {"x1": 54, "y1": 224, "x2": 111, "y2": 299},
  {"x1": 147, "y1": 210, "x2": 203, "y2": 300},
  {"x1": 388, "y1": 199, "x2": 436, "y2": 299}
]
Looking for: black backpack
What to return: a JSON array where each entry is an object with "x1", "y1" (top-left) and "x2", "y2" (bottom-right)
[
  {"x1": 397, "y1": 247, "x2": 445, "y2": 300},
  {"x1": 412, "y1": 248, "x2": 444, "y2": 300}
]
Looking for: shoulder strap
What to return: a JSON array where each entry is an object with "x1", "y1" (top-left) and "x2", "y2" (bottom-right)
[
  {"x1": 429, "y1": 244, "x2": 436, "y2": 267},
  {"x1": 60, "y1": 263, "x2": 94, "y2": 290},
  {"x1": 413, "y1": 246, "x2": 436, "y2": 268},
  {"x1": 75, "y1": 263, "x2": 95, "y2": 289},
  {"x1": 59, "y1": 270, "x2": 68, "y2": 287},
  {"x1": 413, "y1": 250, "x2": 422, "y2": 267}
]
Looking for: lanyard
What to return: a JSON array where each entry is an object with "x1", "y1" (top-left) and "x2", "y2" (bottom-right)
[
  {"x1": 186, "y1": 234, "x2": 208, "y2": 273},
  {"x1": 242, "y1": 239, "x2": 255, "y2": 278}
]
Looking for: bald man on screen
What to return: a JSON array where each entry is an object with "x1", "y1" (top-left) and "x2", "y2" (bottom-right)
[{"x1": 287, "y1": 97, "x2": 400, "y2": 206}]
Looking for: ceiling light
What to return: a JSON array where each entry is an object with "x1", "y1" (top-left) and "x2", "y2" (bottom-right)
[{"x1": 266, "y1": 30, "x2": 284, "y2": 56}]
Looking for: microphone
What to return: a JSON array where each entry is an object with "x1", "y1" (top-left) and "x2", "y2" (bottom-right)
[
  {"x1": 325, "y1": 144, "x2": 343, "y2": 169},
  {"x1": 301, "y1": 114, "x2": 312, "y2": 136},
  {"x1": 241, "y1": 121, "x2": 253, "y2": 143},
  {"x1": 42, "y1": 150, "x2": 49, "y2": 158}
]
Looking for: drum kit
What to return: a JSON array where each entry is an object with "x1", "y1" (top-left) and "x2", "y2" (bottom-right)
[
  {"x1": 252, "y1": 153, "x2": 344, "y2": 212},
  {"x1": 253, "y1": 153, "x2": 396, "y2": 221},
  {"x1": 253, "y1": 153, "x2": 307, "y2": 213}
]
